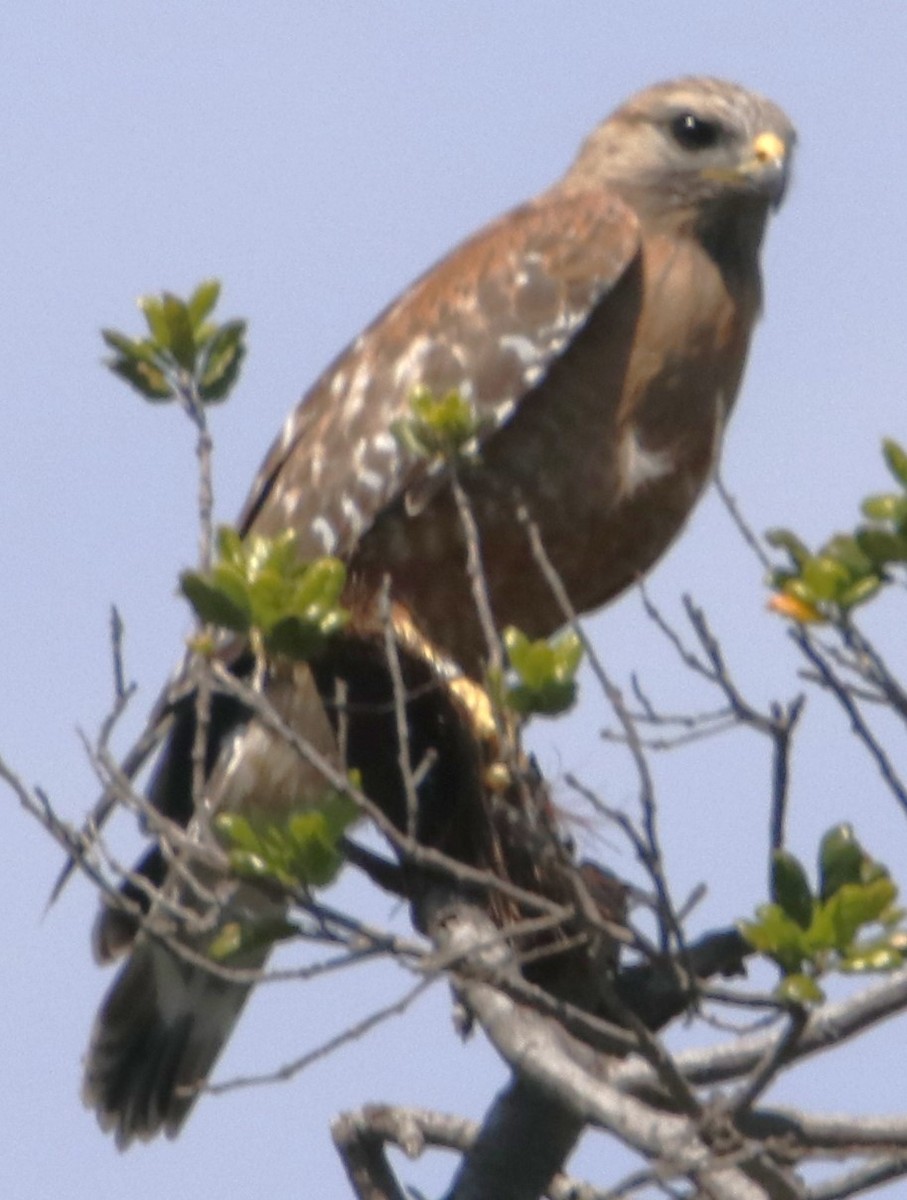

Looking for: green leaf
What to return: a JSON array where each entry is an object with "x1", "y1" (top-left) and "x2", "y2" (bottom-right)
[
  {"x1": 199, "y1": 318, "x2": 247, "y2": 402},
  {"x1": 216, "y1": 524, "x2": 247, "y2": 568},
  {"x1": 826, "y1": 878, "x2": 898, "y2": 949},
  {"x1": 246, "y1": 568, "x2": 293, "y2": 630},
  {"x1": 265, "y1": 614, "x2": 330, "y2": 660},
  {"x1": 254, "y1": 529, "x2": 299, "y2": 577},
  {"x1": 283, "y1": 810, "x2": 344, "y2": 887},
  {"x1": 838, "y1": 575, "x2": 883, "y2": 610},
  {"x1": 180, "y1": 569, "x2": 251, "y2": 632},
  {"x1": 257, "y1": 555, "x2": 349, "y2": 659},
  {"x1": 216, "y1": 789, "x2": 358, "y2": 890},
  {"x1": 776, "y1": 973, "x2": 824, "y2": 1005},
  {"x1": 823, "y1": 534, "x2": 875, "y2": 576},
  {"x1": 882, "y1": 438, "x2": 907, "y2": 489},
  {"x1": 841, "y1": 942, "x2": 904, "y2": 973},
  {"x1": 284, "y1": 788, "x2": 359, "y2": 886},
  {"x1": 106, "y1": 283, "x2": 248, "y2": 408},
  {"x1": 819, "y1": 824, "x2": 865, "y2": 899},
  {"x1": 102, "y1": 328, "x2": 141, "y2": 358},
  {"x1": 765, "y1": 528, "x2": 811, "y2": 569},
  {"x1": 505, "y1": 679, "x2": 578, "y2": 716},
  {"x1": 320, "y1": 789, "x2": 359, "y2": 838},
  {"x1": 746, "y1": 825, "x2": 905, "y2": 995},
  {"x1": 856, "y1": 526, "x2": 907, "y2": 565},
  {"x1": 501, "y1": 626, "x2": 583, "y2": 715},
  {"x1": 215, "y1": 812, "x2": 262, "y2": 853},
  {"x1": 552, "y1": 629, "x2": 583, "y2": 678},
  {"x1": 771, "y1": 850, "x2": 814, "y2": 929},
  {"x1": 503, "y1": 626, "x2": 529, "y2": 664},
  {"x1": 783, "y1": 577, "x2": 824, "y2": 608},
  {"x1": 860, "y1": 492, "x2": 907, "y2": 524},
  {"x1": 227, "y1": 848, "x2": 273, "y2": 879},
  {"x1": 508, "y1": 635, "x2": 553, "y2": 689},
  {"x1": 805, "y1": 900, "x2": 839, "y2": 953},
  {"x1": 101, "y1": 329, "x2": 166, "y2": 370},
  {"x1": 207, "y1": 921, "x2": 245, "y2": 961},
  {"x1": 801, "y1": 555, "x2": 851, "y2": 602},
  {"x1": 292, "y1": 557, "x2": 347, "y2": 611},
  {"x1": 187, "y1": 279, "x2": 221, "y2": 331},
  {"x1": 160, "y1": 293, "x2": 197, "y2": 370},
  {"x1": 136, "y1": 291, "x2": 198, "y2": 368},
  {"x1": 392, "y1": 387, "x2": 485, "y2": 459},
  {"x1": 208, "y1": 915, "x2": 298, "y2": 961},
  {"x1": 739, "y1": 904, "x2": 809, "y2": 974},
  {"x1": 108, "y1": 355, "x2": 173, "y2": 401},
  {"x1": 138, "y1": 294, "x2": 170, "y2": 345},
  {"x1": 185, "y1": 528, "x2": 347, "y2": 652}
]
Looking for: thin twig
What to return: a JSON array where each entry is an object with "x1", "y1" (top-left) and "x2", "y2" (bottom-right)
[
  {"x1": 450, "y1": 473, "x2": 503, "y2": 680},
  {"x1": 720, "y1": 1006, "x2": 809, "y2": 1119},
  {"x1": 791, "y1": 626, "x2": 907, "y2": 814},
  {"x1": 678, "y1": 598, "x2": 804, "y2": 862},
  {"x1": 714, "y1": 473, "x2": 774, "y2": 572},
  {"x1": 838, "y1": 620, "x2": 907, "y2": 727},
  {"x1": 174, "y1": 371, "x2": 217, "y2": 848},
  {"x1": 203, "y1": 976, "x2": 434, "y2": 1095},
  {"x1": 379, "y1": 578, "x2": 420, "y2": 837},
  {"x1": 109, "y1": 605, "x2": 130, "y2": 702}
]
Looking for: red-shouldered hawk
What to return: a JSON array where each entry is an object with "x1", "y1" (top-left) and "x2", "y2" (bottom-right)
[{"x1": 82, "y1": 77, "x2": 794, "y2": 1145}]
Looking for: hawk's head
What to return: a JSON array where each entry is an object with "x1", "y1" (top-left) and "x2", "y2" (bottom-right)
[{"x1": 566, "y1": 76, "x2": 795, "y2": 256}]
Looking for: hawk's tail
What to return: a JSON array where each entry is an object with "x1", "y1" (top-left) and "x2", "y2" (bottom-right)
[{"x1": 82, "y1": 937, "x2": 261, "y2": 1148}]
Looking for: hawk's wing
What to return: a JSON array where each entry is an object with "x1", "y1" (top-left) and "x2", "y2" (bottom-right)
[
  {"x1": 51, "y1": 187, "x2": 639, "y2": 907},
  {"x1": 239, "y1": 188, "x2": 640, "y2": 558}
]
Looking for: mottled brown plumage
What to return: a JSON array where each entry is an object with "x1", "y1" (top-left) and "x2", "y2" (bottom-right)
[{"x1": 82, "y1": 77, "x2": 794, "y2": 1146}]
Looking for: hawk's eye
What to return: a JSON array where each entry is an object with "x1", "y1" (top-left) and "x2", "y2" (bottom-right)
[{"x1": 670, "y1": 112, "x2": 722, "y2": 151}]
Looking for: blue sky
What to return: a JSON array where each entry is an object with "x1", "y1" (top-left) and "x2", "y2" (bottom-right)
[{"x1": 3, "y1": 4, "x2": 907, "y2": 1197}]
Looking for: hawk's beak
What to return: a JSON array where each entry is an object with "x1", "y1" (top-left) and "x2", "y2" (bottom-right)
[
  {"x1": 703, "y1": 129, "x2": 792, "y2": 207},
  {"x1": 744, "y1": 131, "x2": 790, "y2": 206}
]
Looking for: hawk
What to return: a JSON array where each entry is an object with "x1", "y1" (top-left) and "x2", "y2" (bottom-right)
[{"x1": 82, "y1": 76, "x2": 794, "y2": 1145}]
